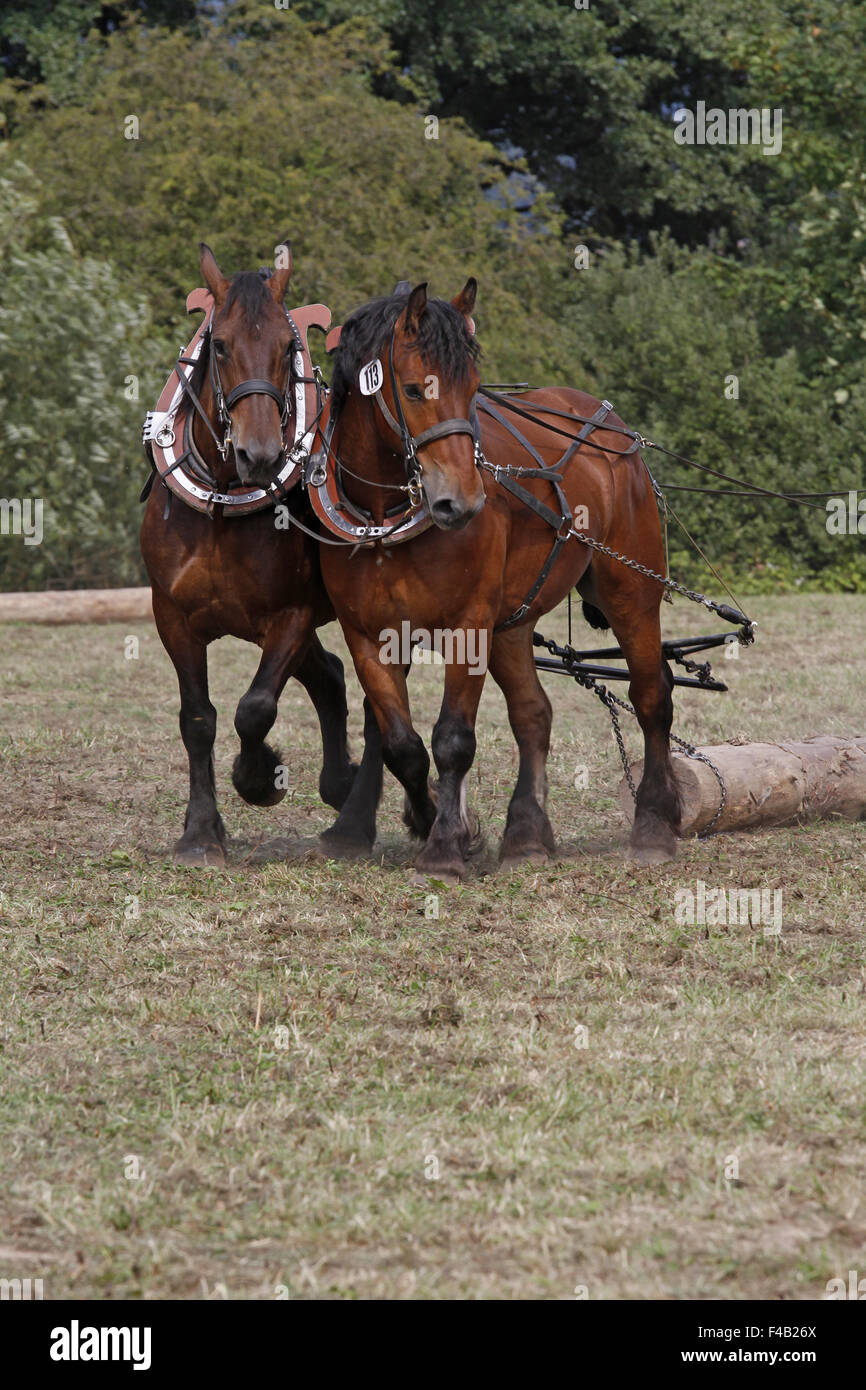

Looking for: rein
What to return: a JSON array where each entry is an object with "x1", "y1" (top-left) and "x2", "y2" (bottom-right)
[{"x1": 481, "y1": 388, "x2": 842, "y2": 512}]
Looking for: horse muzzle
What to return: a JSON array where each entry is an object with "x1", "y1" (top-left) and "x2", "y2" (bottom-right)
[
  {"x1": 233, "y1": 443, "x2": 284, "y2": 488},
  {"x1": 428, "y1": 491, "x2": 485, "y2": 531}
]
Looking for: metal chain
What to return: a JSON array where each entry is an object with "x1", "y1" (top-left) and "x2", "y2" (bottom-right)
[
  {"x1": 673, "y1": 653, "x2": 714, "y2": 686},
  {"x1": 669, "y1": 732, "x2": 728, "y2": 836},
  {"x1": 534, "y1": 633, "x2": 726, "y2": 840},
  {"x1": 570, "y1": 529, "x2": 719, "y2": 610}
]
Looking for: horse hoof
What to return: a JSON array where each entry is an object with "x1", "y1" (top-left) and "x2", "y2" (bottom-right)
[
  {"x1": 500, "y1": 848, "x2": 552, "y2": 871},
  {"x1": 173, "y1": 840, "x2": 226, "y2": 868},
  {"x1": 252, "y1": 786, "x2": 287, "y2": 808},
  {"x1": 412, "y1": 854, "x2": 467, "y2": 885},
  {"x1": 232, "y1": 747, "x2": 287, "y2": 807},
  {"x1": 320, "y1": 762, "x2": 360, "y2": 813},
  {"x1": 318, "y1": 830, "x2": 373, "y2": 861},
  {"x1": 409, "y1": 868, "x2": 463, "y2": 889},
  {"x1": 628, "y1": 841, "x2": 676, "y2": 866}
]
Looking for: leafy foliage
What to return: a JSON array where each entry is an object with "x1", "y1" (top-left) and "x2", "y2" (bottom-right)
[
  {"x1": 0, "y1": 1, "x2": 863, "y2": 590},
  {"x1": 0, "y1": 167, "x2": 164, "y2": 590}
]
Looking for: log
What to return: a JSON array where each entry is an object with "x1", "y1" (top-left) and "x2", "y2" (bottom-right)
[
  {"x1": 0, "y1": 587, "x2": 153, "y2": 625},
  {"x1": 617, "y1": 736, "x2": 866, "y2": 835}
]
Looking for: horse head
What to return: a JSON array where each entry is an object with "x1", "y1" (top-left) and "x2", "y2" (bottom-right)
[
  {"x1": 199, "y1": 238, "x2": 296, "y2": 488},
  {"x1": 331, "y1": 279, "x2": 485, "y2": 531},
  {"x1": 386, "y1": 280, "x2": 485, "y2": 529}
]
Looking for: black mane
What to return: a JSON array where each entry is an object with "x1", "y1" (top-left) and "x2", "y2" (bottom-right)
[
  {"x1": 223, "y1": 267, "x2": 274, "y2": 321},
  {"x1": 329, "y1": 291, "x2": 480, "y2": 422}
]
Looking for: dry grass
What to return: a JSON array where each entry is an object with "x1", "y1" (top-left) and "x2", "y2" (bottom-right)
[{"x1": 1, "y1": 594, "x2": 865, "y2": 1300}]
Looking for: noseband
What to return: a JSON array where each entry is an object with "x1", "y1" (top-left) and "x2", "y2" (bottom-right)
[{"x1": 370, "y1": 326, "x2": 485, "y2": 503}]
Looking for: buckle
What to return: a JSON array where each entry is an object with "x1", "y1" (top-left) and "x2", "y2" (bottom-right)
[{"x1": 407, "y1": 473, "x2": 424, "y2": 508}]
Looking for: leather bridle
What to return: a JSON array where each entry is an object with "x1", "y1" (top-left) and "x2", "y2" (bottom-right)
[
  {"x1": 305, "y1": 317, "x2": 488, "y2": 546},
  {"x1": 205, "y1": 314, "x2": 298, "y2": 464},
  {"x1": 370, "y1": 324, "x2": 486, "y2": 504}
]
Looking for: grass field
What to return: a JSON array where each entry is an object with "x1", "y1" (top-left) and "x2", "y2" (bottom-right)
[{"x1": 1, "y1": 593, "x2": 865, "y2": 1300}]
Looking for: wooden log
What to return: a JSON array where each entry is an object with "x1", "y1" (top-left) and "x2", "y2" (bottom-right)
[
  {"x1": 618, "y1": 736, "x2": 866, "y2": 835},
  {"x1": 0, "y1": 587, "x2": 153, "y2": 625}
]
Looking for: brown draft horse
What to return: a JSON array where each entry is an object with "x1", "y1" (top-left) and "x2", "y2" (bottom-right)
[
  {"x1": 141, "y1": 242, "x2": 368, "y2": 865},
  {"x1": 316, "y1": 282, "x2": 681, "y2": 876}
]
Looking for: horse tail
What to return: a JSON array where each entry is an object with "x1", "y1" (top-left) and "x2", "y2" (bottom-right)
[{"x1": 581, "y1": 599, "x2": 609, "y2": 631}]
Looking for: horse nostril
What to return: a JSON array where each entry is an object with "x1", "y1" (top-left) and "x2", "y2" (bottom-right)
[
  {"x1": 235, "y1": 445, "x2": 280, "y2": 482},
  {"x1": 431, "y1": 498, "x2": 456, "y2": 522},
  {"x1": 431, "y1": 496, "x2": 480, "y2": 530}
]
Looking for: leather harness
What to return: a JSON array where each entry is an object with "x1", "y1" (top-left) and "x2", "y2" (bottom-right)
[
  {"x1": 476, "y1": 391, "x2": 640, "y2": 629},
  {"x1": 141, "y1": 288, "x2": 330, "y2": 518},
  {"x1": 142, "y1": 284, "x2": 646, "y2": 631}
]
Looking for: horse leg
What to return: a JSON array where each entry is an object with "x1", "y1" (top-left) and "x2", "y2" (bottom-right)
[
  {"x1": 292, "y1": 635, "x2": 358, "y2": 811},
  {"x1": 319, "y1": 696, "x2": 384, "y2": 856},
  {"x1": 338, "y1": 629, "x2": 438, "y2": 846},
  {"x1": 488, "y1": 624, "x2": 556, "y2": 865},
  {"x1": 414, "y1": 658, "x2": 487, "y2": 880},
  {"x1": 152, "y1": 591, "x2": 225, "y2": 867},
  {"x1": 593, "y1": 583, "x2": 681, "y2": 863},
  {"x1": 232, "y1": 613, "x2": 313, "y2": 807}
]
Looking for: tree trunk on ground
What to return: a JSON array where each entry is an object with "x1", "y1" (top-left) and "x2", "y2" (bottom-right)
[
  {"x1": 618, "y1": 736, "x2": 866, "y2": 835},
  {"x1": 0, "y1": 588, "x2": 152, "y2": 624}
]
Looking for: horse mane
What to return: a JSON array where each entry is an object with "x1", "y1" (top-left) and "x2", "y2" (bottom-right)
[
  {"x1": 329, "y1": 291, "x2": 480, "y2": 423},
  {"x1": 224, "y1": 267, "x2": 275, "y2": 321}
]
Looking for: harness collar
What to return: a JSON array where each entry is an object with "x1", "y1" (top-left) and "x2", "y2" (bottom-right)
[
  {"x1": 142, "y1": 289, "x2": 331, "y2": 518},
  {"x1": 306, "y1": 324, "x2": 486, "y2": 546}
]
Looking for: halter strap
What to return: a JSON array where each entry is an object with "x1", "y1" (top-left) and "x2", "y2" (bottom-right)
[{"x1": 373, "y1": 389, "x2": 476, "y2": 450}]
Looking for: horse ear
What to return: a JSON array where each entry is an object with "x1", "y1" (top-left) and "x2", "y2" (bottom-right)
[
  {"x1": 269, "y1": 237, "x2": 293, "y2": 303},
  {"x1": 199, "y1": 242, "x2": 229, "y2": 304},
  {"x1": 403, "y1": 282, "x2": 428, "y2": 335},
  {"x1": 452, "y1": 277, "x2": 477, "y2": 322}
]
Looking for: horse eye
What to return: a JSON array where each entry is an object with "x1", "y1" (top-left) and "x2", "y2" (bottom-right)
[
  {"x1": 213, "y1": 338, "x2": 228, "y2": 357},
  {"x1": 404, "y1": 383, "x2": 424, "y2": 401}
]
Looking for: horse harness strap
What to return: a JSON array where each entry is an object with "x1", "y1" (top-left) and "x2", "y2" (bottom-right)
[
  {"x1": 373, "y1": 389, "x2": 476, "y2": 454},
  {"x1": 478, "y1": 397, "x2": 617, "y2": 631},
  {"x1": 479, "y1": 388, "x2": 644, "y2": 458},
  {"x1": 306, "y1": 408, "x2": 434, "y2": 546},
  {"x1": 376, "y1": 324, "x2": 484, "y2": 506}
]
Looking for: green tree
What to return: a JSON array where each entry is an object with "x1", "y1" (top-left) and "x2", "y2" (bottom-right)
[
  {"x1": 563, "y1": 237, "x2": 866, "y2": 589},
  {"x1": 0, "y1": 164, "x2": 165, "y2": 590},
  {"x1": 3, "y1": 7, "x2": 570, "y2": 383}
]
